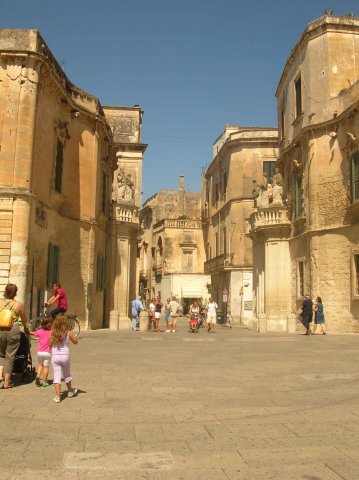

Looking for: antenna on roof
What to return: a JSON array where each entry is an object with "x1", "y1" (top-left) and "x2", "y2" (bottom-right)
[{"x1": 324, "y1": 9, "x2": 334, "y2": 15}]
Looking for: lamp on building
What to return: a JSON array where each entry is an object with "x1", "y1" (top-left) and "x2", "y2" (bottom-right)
[{"x1": 71, "y1": 110, "x2": 80, "y2": 118}]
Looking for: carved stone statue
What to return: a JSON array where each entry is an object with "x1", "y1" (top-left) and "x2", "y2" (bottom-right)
[
  {"x1": 272, "y1": 167, "x2": 283, "y2": 205},
  {"x1": 257, "y1": 172, "x2": 269, "y2": 208},
  {"x1": 115, "y1": 168, "x2": 135, "y2": 204}
]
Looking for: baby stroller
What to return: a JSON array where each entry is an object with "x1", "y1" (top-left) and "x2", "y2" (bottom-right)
[
  {"x1": 188, "y1": 312, "x2": 199, "y2": 333},
  {"x1": 198, "y1": 308, "x2": 206, "y2": 328},
  {"x1": 12, "y1": 331, "x2": 35, "y2": 382}
]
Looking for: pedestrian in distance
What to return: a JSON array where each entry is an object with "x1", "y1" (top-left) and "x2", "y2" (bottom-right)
[
  {"x1": 154, "y1": 296, "x2": 162, "y2": 332},
  {"x1": 131, "y1": 296, "x2": 143, "y2": 331},
  {"x1": 149, "y1": 298, "x2": 156, "y2": 331},
  {"x1": 49, "y1": 314, "x2": 78, "y2": 403},
  {"x1": 312, "y1": 296, "x2": 326, "y2": 335},
  {"x1": 45, "y1": 283, "x2": 68, "y2": 320},
  {"x1": 164, "y1": 298, "x2": 171, "y2": 331},
  {"x1": 206, "y1": 296, "x2": 218, "y2": 333},
  {"x1": 188, "y1": 301, "x2": 200, "y2": 333},
  {"x1": 301, "y1": 294, "x2": 313, "y2": 335},
  {"x1": 30, "y1": 316, "x2": 52, "y2": 387},
  {"x1": 0, "y1": 284, "x2": 29, "y2": 389},
  {"x1": 167, "y1": 296, "x2": 180, "y2": 332}
]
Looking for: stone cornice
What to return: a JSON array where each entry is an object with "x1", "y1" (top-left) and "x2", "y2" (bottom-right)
[
  {"x1": 0, "y1": 49, "x2": 113, "y2": 140},
  {"x1": 276, "y1": 15, "x2": 359, "y2": 97},
  {"x1": 205, "y1": 133, "x2": 278, "y2": 177},
  {"x1": 278, "y1": 94, "x2": 359, "y2": 159},
  {"x1": 115, "y1": 143, "x2": 148, "y2": 154}
]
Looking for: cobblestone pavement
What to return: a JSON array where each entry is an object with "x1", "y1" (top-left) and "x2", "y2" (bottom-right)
[{"x1": 1, "y1": 320, "x2": 359, "y2": 479}]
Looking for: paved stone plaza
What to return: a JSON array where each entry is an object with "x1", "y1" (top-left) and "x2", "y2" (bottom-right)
[{"x1": 1, "y1": 320, "x2": 359, "y2": 479}]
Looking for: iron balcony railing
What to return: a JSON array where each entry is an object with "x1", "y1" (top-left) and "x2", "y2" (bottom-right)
[{"x1": 204, "y1": 253, "x2": 234, "y2": 274}]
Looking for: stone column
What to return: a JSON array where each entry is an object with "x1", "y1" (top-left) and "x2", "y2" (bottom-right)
[
  {"x1": 9, "y1": 197, "x2": 31, "y2": 304},
  {"x1": 107, "y1": 220, "x2": 138, "y2": 330}
]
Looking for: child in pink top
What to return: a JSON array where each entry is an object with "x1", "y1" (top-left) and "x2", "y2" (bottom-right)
[{"x1": 30, "y1": 317, "x2": 52, "y2": 387}]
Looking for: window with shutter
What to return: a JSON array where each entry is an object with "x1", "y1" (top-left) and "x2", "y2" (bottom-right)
[
  {"x1": 295, "y1": 75, "x2": 303, "y2": 119},
  {"x1": 350, "y1": 152, "x2": 359, "y2": 203},
  {"x1": 96, "y1": 256, "x2": 105, "y2": 291},
  {"x1": 47, "y1": 243, "x2": 60, "y2": 288},
  {"x1": 295, "y1": 175, "x2": 303, "y2": 218},
  {"x1": 55, "y1": 139, "x2": 64, "y2": 193},
  {"x1": 263, "y1": 161, "x2": 276, "y2": 183}
]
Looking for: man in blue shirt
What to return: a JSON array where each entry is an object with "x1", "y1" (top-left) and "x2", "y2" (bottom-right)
[{"x1": 131, "y1": 296, "x2": 143, "y2": 331}]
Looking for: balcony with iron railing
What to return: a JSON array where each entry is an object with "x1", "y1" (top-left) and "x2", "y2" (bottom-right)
[{"x1": 204, "y1": 253, "x2": 235, "y2": 274}]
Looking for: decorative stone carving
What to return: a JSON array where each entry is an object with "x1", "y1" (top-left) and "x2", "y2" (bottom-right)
[
  {"x1": 257, "y1": 173, "x2": 269, "y2": 208},
  {"x1": 54, "y1": 121, "x2": 70, "y2": 145},
  {"x1": 347, "y1": 132, "x2": 359, "y2": 145},
  {"x1": 115, "y1": 168, "x2": 135, "y2": 204},
  {"x1": 35, "y1": 203, "x2": 48, "y2": 229},
  {"x1": 292, "y1": 159, "x2": 303, "y2": 173},
  {"x1": 272, "y1": 168, "x2": 283, "y2": 205}
]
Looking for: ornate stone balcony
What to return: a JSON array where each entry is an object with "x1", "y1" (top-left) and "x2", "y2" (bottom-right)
[
  {"x1": 204, "y1": 253, "x2": 234, "y2": 274},
  {"x1": 248, "y1": 206, "x2": 291, "y2": 233},
  {"x1": 114, "y1": 205, "x2": 139, "y2": 224},
  {"x1": 153, "y1": 218, "x2": 202, "y2": 233}
]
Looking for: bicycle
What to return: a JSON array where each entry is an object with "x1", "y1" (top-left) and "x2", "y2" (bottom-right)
[{"x1": 29, "y1": 307, "x2": 81, "y2": 338}]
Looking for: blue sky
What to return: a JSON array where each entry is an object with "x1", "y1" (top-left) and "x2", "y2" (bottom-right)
[{"x1": 1, "y1": 0, "x2": 358, "y2": 201}]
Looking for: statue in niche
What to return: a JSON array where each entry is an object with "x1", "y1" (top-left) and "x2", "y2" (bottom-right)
[
  {"x1": 257, "y1": 172, "x2": 269, "y2": 208},
  {"x1": 115, "y1": 168, "x2": 135, "y2": 204},
  {"x1": 272, "y1": 167, "x2": 283, "y2": 205}
]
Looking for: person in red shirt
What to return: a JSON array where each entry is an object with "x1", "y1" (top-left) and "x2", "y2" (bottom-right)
[{"x1": 45, "y1": 283, "x2": 68, "y2": 319}]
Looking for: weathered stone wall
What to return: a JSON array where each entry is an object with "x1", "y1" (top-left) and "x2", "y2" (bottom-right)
[
  {"x1": 0, "y1": 30, "x2": 119, "y2": 329},
  {"x1": 275, "y1": 15, "x2": 359, "y2": 332}
]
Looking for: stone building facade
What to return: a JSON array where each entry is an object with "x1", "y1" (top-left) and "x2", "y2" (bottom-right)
[
  {"x1": 248, "y1": 15, "x2": 359, "y2": 332},
  {"x1": 202, "y1": 126, "x2": 278, "y2": 324},
  {"x1": 104, "y1": 106, "x2": 146, "y2": 329},
  {"x1": 139, "y1": 176, "x2": 210, "y2": 309},
  {"x1": 0, "y1": 29, "x2": 145, "y2": 329}
]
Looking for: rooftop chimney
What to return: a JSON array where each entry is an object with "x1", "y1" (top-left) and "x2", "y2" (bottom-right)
[{"x1": 179, "y1": 175, "x2": 185, "y2": 192}]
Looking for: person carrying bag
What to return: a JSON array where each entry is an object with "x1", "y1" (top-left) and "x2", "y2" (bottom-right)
[
  {"x1": 0, "y1": 300, "x2": 16, "y2": 330},
  {"x1": 0, "y1": 284, "x2": 28, "y2": 389}
]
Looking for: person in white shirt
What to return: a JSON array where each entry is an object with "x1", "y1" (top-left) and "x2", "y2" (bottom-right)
[
  {"x1": 167, "y1": 296, "x2": 180, "y2": 333},
  {"x1": 206, "y1": 297, "x2": 218, "y2": 333}
]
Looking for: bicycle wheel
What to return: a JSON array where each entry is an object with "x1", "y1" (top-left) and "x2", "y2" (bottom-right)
[{"x1": 68, "y1": 316, "x2": 80, "y2": 338}]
